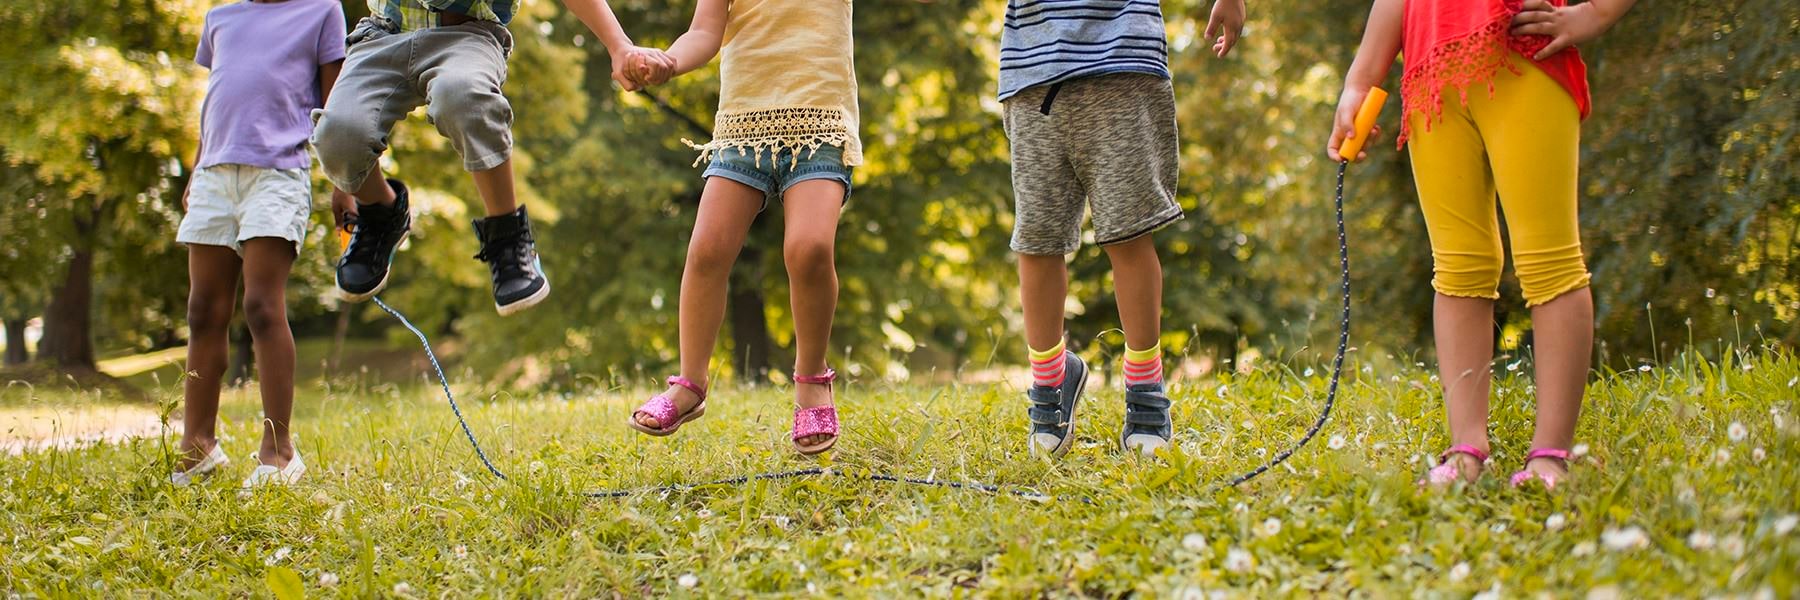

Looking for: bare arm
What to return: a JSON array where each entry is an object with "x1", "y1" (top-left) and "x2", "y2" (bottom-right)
[
  {"x1": 1326, "y1": 0, "x2": 1403, "y2": 161},
  {"x1": 319, "y1": 59, "x2": 354, "y2": 224},
  {"x1": 664, "y1": 0, "x2": 729, "y2": 76},
  {"x1": 560, "y1": 0, "x2": 636, "y2": 53}
]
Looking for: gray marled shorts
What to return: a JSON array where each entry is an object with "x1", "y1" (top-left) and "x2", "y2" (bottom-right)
[{"x1": 1004, "y1": 72, "x2": 1183, "y2": 256}]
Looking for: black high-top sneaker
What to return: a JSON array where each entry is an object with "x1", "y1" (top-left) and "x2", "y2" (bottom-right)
[
  {"x1": 472, "y1": 205, "x2": 549, "y2": 316},
  {"x1": 335, "y1": 179, "x2": 412, "y2": 302},
  {"x1": 1026, "y1": 351, "x2": 1089, "y2": 458}
]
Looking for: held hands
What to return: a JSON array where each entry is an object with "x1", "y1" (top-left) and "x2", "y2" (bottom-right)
[
  {"x1": 611, "y1": 45, "x2": 676, "y2": 91},
  {"x1": 1203, "y1": 0, "x2": 1246, "y2": 57},
  {"x1": 1510, "y1": 0, "x2": 1622, "y2": 60},
  {"x1": 330, "y1": 189, "x2": 357, "y2": 230},
  {"x1": 1326, "y1": 86, "x2": 1382, "y2": 163}
]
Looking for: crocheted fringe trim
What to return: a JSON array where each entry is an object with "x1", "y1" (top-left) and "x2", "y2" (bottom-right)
[
  {"x1": 683, "y1": 106, "x2": 862, "y2": 169},
  {"x1": 1398, "y1": 13, "x2": 1549, "y2": 148}
]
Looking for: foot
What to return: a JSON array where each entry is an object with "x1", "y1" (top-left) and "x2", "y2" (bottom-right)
[
  {"x1": 336, "y1": 179, "x2": 412, "y2": 301},
  {"x1": 1121, "y1": 382, "x2": 1173, "y2": 457},
  {"x1": 171, "y1": 438, "x2": 229, "y2": 487},
  {"x1": 1026, "y1": 351, "x2": 1088, "y2": 457},
  {"x1": 472, "y1": 205, "x2": 549, "y2": 316},
  {"x1": 1422, "y1": 444, "x2": 1489, "y2": 486},
  {"x1": 175, "y1": 436, "x2": 221, "y2": 472},
  {"x1": 794, "y1": 376, "x2": 835, "y2": 448},
  {"x1": 634, "y1": 382, "x2": 704, "y2": 431},
  {"x1": 241, "y1": 448, "x2": 305, "y2": 490},
  {"x1": 256, "y1": 440, "x2": 296, "y2": 470},
  {"x1": 1510, "y1": 448, "x2": 1572, "y2": 489}
]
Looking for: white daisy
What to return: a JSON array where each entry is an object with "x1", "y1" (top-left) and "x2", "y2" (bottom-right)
[
  {"x1": 1545, "y1": 513, "x2": 1567, "y2": 531},
  {"x1": 1258, "y1": 518, "x2": 1282, "y2": 537},
  {"x1": 1728, "y1": 421, "x2": 1748, "y2": 442},
  {"x1": 1753, "y1": 447, "x2": 1766, "y2": 462},
  {"x1": 1773, "y1": 515, "x2": 1797, "y2": 536},
  {"x1": 1572, "y1": 541, "x2": 1597, "y2": 557},
  {"x1": 393, "y1": 582, "x2": 413, "y2": 595},
  {"x1": 1327, "y1": 435, "x2": 1346, "y2": 450},
  {"x1": 1720, "y1": 535, "x2": 1745, "y2": 557},
  {"x1": 453, "y1": 545, "x2": 468, "y2": 559},
  {"x1": 678, "y1": 574, "x2": 699, "y2": 588},
  {"x1": 1472, "y1": 583, "x2": 1504, "y2": 600},
  {"x1": 318, "y1": 572, "x2": 339, "y2": 587},
  {"x1": 1448, "y1": 562, "x2": 1471, "y2": 582},
  {"x1": 1571, "y1": 444, "x2": 1590, "y2": 458},
  {"x1": 1715, "y1": 448, "x2": 1732, "y2": 464},
  {"x1": 1182, "y1": 533, "x2": 1208, "y2": 553},
  {"x1": 1224, "y1": 548, "x2": 1255, "y2": 573},
  {"x1": 1587, "y1": 585, "x2": 1622, "y2": 600},
  {"x1": 1686, "y1": 530, "x2": 1715, "y2": 550},
  {"x1": 1600, "y1": 526, "x2": 1648, "y2": 551}
]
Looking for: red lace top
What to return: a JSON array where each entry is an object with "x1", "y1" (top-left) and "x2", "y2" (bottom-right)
[{"x1": 1398, "y1": 0, "x2": 1590, "y2": 147}]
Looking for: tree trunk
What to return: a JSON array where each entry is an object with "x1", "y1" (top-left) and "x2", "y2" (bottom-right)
[
  {"x1": 3, "y1": 318, "x2": 27, "y2": 365},
  {"x1": 728, "y1": 244, "x2": 774, "y2": 384},
  {"x1": 330, "y1": 309, "x2": 351, "y2": 372},
  {"x1": 227, "y1": 322, "x2": 253, "y2": 386},
  {"x1": 39, "y1": 245, "x2": 96, "y2": 371}
]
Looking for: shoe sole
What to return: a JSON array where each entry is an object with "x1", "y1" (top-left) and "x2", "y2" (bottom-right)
[
  {"x1": 335, "y1": 229, "x2": 409, "y2": 303},
  {"x1": 495, "y1": 278, "x2": 550, "y2": 317},
  {"x1": 1031, "y1": 365, "x2": 1087, "y2": 458}
]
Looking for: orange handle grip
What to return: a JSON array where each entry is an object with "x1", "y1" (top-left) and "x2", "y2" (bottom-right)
[
  {"x1": 1339, "y1": 87, "x2": 1388, "y2": 163},
  {"x1": 337, "y1": 227, "x2": 352, "y2": 252}
]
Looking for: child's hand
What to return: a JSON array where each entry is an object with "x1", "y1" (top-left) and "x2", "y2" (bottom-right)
[
  {"x1": 331, "y1": 189, "x2": 357, "y2": 230},
  {"x1": 631, "y1": 48, "x2": 677, "y2": 88},
  {"x1": 1203, "y1": 0, "x2": 1246, "y2": 58},
  {"x1": 1326, "y1": 86, "x2": 1382, "y2": 163},
  {"x1": 610, "y1": 45, "x2": 652, "y2": 91},
  {"x1": 1509, "y1": 0, "x2": 1624, "y2": 60}
]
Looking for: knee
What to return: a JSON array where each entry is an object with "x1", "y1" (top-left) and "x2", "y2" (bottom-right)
[
  {"x1": 1516, "y1": 254, "x2": 1591, "y2": 307},
  {"x1": 684, "y1": 238, "x2": 739, "y2": 276},
  {"x1": 783, "y1": 237, "x2": 835, "y2": 279},
  {"x1": 241, "y1": 293, "x2": 287, "y2": 337},
  {"x1": 312, "y1": 110, "x2": 383, "y2": 189},
  {"x1": 186, "y1": 295, "x2": 233, "y2": 337},
  {"x1": 1431, "y1": 251, "x2": 1504, "y2": 300},
  {"x1": 429, "y1": 83, "x2": 509, "y2": 134}
]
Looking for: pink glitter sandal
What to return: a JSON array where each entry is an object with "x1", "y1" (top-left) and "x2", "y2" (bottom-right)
[
  {"x1": 1420, "y1": 444, "x2": 1489, "y2": 486},
  {"x1": 1509, "y1": 448, "x2": 1572, "y2": 490},
  {"x1": 628, "y1": 376, "x2": 707, "y2": 437},
  {"x1": 791, "y1": 369, "x2": 840, "y2": 455}
]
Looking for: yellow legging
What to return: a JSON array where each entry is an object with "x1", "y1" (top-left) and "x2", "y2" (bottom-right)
[{"x1": 1407, "y1": 62, "x2": 1591, "y2": 307}]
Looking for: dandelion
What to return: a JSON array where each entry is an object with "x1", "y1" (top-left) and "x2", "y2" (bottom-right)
[
  {"x1": 1181, "y1": 533, "x2": 1208, "y2": 553},
  {"x1": 677, "y1": 574, "x2": 699, "y2": 588},
  {"x1": 1774, "y1": 514, "x2": 1798, "y2": 536},
  {"x1": 1327, "y1": 435, "x2": 1346, "y2": 450},
  {"x1": 453, "y1": 545, "x2": 468, "y2": 559},
  {"x1": 1720, "y1": 535, "x2": 1745, "y2": 557},
  {"x1": 393, "y1": 582, "x2": 413, "y2": 595},
  {"x1": 1728, "y1": 421, "x2": 1748, "y2": 442},
  {"x1": 1448, "y1": 562, "x2": 1471, "y2": 582},
  {"x1": 1600, "y1": 526, "x2": 1648, "y2": 551},
  {"x1": 1545, "y1": 513, "x2": 1567, "y2": 531},
  {"x1": 1257, "y1": 518, "x2": 1282, "y2": 537},
  {"x1": 1571, "y1": 541, "x2": 1597, "y2": 557},
  {"x1": 1752, "y1": 447, "x2": 1766, "y2": 462},
  {"x1": 1572, "y1": 444, "x2": 1590, "y2": 458},
  {"x1": 1714, "y1": 448, "x2": 1732, "y2": 464},
  {"x1": 318, "y1": 572, "x2": 339, "y2": 587},
  {"x1": 1686, "y1": 530, "x2": 1715, "y2": 550},
  {"x1": 1224, "y1": 548, "x2": 1254, "y2": 573},
  {"x1": 806, "y1": 582, "x2": 817, "y2": 594}
]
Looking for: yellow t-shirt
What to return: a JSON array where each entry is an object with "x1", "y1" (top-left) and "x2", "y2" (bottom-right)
[{"x1": 686, "y1": 0, "x2": 863, "y2": 167}]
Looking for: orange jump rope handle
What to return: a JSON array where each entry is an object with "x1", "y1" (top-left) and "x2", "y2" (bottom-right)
[
  {"x1": 337, "y1": 226, "x2": 352, "y2": 251},
  {"x1": 1339, "y1": 86, "x2": 1388, "y2": 163}
]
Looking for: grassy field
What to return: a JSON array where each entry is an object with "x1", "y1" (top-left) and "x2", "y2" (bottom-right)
[{"x1": 2, "y1": 350, "x2": 1797, "y2": 597}]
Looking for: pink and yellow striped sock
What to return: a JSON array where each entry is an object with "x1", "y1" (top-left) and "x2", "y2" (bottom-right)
[
  {"x1": 1123, "y1": 342, "x2": 1163, "y2": 387},
  {"x1": 1029, "y1": 340, "x2": 1066, "y2": 388}
]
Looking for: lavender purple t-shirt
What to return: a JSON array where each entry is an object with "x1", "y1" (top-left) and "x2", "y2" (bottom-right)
[{"x1": 195, "y1": 0, "x2": 347, "y2": 170}]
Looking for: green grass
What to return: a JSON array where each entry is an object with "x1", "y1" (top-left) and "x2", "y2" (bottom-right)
[{"x1": 2, "y1": 352, "x2": 1797, "y2": 597}]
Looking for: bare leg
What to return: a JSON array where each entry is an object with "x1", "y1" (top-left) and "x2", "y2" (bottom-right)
[
  {"x1": 240, "y1": 238, "x2": 298, "y2": 468},
  {"x1": 1524, "y1": 288, "x2": 1593, "y2": 479},
  {"x1": 635, "y1": 177, "x2": 762, "y2": 428},
  {"x1": 1435, "y1": 293, "x2": 1496, "y2": 480},
  {"x1": 350, "y1": 167, "x2": 397, "y2": 206},
  {"x1": 181, "y1": 245, "x2": 240, "y2": 470},
  {"x1": 1017, "y1": 254, "x2": 1069, "y2": 353},
  {"x1": 1102, "y1": 235, "x2": 1163, "y2": 352},
  {"x1": 782, "y1": 180, "x2": 846, "y2": 446},
  {"x1": 470, "y1": 158, "x2": 516, "y2": 217}
]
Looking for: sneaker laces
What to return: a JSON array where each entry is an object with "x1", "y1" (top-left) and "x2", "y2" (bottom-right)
[
  {"x1": 339, "y1": 211, "x2": 391, "y2": 264},
  {"x1": 474, "y1": 226, "x2": 535, "y2": 279}
]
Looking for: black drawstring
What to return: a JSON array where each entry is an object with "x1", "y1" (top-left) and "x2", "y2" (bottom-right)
[{"x1": 1039, "y1": 82, "x2": 1063, "y2": 115}]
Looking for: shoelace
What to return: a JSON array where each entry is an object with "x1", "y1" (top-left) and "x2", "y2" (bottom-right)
[
  {"x1": 339, "y1": 213, "x2": 393, "y2": 264},
  {"x1": 473, "y1": 227, "x2": 534, "y2": 278}
]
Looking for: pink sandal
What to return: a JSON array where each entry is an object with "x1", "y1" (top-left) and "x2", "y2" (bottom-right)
[
  {"x1": 1420, "y1": 444, "x2": 1489, "y2": 486},
  {"x1": 628, "y1": 376, "x2": 707, "y2": 436},
  {"x1": 791, "y1": 369, "x2": 840, "y2": 455},
  {"x1": 1510, "y1": 448, "x2": 1572, "y2": 489}
]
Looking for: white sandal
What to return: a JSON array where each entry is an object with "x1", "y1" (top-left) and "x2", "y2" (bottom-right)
[
  {"x1": 241, "y1": 449, "x2": 306, "y2": 490},
  {"x1": 170, "y1": 445, "x2": 230, "y2": 487}
]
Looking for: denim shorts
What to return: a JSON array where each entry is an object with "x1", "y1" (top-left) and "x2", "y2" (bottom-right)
[{"x1": 701, "y1": 143, "x2": 853, "y2": 211}]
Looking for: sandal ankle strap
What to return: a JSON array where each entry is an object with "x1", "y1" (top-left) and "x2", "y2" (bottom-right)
[
  {"x1": 1524, "y1": 447, "x2": 1571, "y2": 462},
  {"x1": 793, "y1": 368, "x2": 836, "y2": 385},
  {"x1": 666, "y1": 375, "x2": 707, "y2": 400},
  {"x1": 1440, "y1": 444, "x2": 1490, "y2": 464}
]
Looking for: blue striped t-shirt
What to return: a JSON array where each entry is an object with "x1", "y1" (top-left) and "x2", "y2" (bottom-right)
[{"x1": 998, "y1": 0, "x2": 1170, "y2": 101}]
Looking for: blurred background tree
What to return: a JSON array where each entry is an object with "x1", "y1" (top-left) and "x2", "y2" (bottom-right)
[{"x1": 0, "y1": 0, "x2": 1793, "y2": 389}]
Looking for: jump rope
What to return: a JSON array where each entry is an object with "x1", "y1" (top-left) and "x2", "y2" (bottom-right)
[{"x1": 364, "y1": 88, "x2": 1389, "y2": 501}]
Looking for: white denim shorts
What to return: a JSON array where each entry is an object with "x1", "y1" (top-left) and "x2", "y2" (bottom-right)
[{"x1": 176, "y1": 164, "x2": 312, "y2": 254}]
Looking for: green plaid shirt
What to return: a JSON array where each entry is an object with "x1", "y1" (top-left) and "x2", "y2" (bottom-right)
[{"x1": 369, "y1": 0, "x2": 514, "y2": 31}]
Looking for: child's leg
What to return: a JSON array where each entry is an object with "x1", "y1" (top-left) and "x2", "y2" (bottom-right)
[
  {"x1": 1407, "y1": 96, "x2": 1505, "y2": 479},
  {"x1": 311, "y1": 20, "x2": 421, "y2": 203},
  {"x1": 1103, "y1": 235, "x2": 1165, "y2": 384},
  {"x1": 781, "y1": 180, "x2": 845, "y2": 446},
  {"x1": 470, "y1": 158, "x2": 516, "y2": 217},
  {"x1": 240, "y1": 238, "x2": 298, "y2": 467},
  {"x1": 634, "y1": 177, "x2": 763, "y2": 428},
  {"x1": 1017, "y1": 254, "x2": 1069, "y2": 357},
  {"x1": 1479, "y1": 65, "x2": 1592, "y2": 480},
  {"x1": 414, "y1": 25, "x2": 516, "y2": 217},
  {"x1": 182, "y1": 245, "x2": 240, "y2": 469}
]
